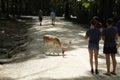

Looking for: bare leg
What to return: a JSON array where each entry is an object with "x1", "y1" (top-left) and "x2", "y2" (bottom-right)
[
  {"x1": 94, "y1": 50, "x2": 98, "y2": 69},
  {"x1": 39, "y1": 20, "x2": 42, "y2": 26},
  {"x1": 52, "y1": 19, "x2": 53, "y2": 25},
  {"x1": 53, "y1": 20, "x2": 55, "y2": 25},
  {"x1": 111, "y1": 54, "x2": 117, "y2": 75},
  {"x1": 94, "y1": 50, "x2": 99, "y2": 74},
  {"x1": 104, "y1": 54, "x2": 111, "y2": 76},
  {"x1": 88, "y1": 49, "x2": 94, "y2": 73}
]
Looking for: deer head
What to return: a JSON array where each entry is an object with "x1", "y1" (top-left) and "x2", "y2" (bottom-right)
[{"x1": 61, "y1": 40, "x2": 72, "y2": 57}]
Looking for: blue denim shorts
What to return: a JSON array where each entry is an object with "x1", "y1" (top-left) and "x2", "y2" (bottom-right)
[{"x1": 88, "y1": 43, "x2": 99, "y2": 50}]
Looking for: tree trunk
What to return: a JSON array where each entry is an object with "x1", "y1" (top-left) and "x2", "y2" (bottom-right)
[
  {"x1": 65, "y1": 1, "x2": 70, "y2": 19},
  {"x1": 11, "y1": 0, "x2": 15, "y2": 17},
  {"x1": 17, "y1": 0, "x2": 22, "y2": 17},
  {"x1": 99, "y1": 0, "x2": 114, "y2": 21},
  {"x1": 1, "y1": 0, "x2": 5, "y2": 14},
  {"x1": 6, "y1": 0, "x2": 9, "y2": 18}
]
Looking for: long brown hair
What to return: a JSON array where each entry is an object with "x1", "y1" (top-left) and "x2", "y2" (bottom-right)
[{"x1": 89, "y1": 19, "x2": 97, "y2": 27}]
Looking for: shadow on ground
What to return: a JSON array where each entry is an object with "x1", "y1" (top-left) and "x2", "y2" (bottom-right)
[
  {"x1": 0, "y1": 76, "x2": 15, "y2": 80},
  {"x1": 1, "y1": 16, "x2": 120, "y2": 65},
  {"x1": 0, "y1": 17, "x2": 35, "y2": 62}
]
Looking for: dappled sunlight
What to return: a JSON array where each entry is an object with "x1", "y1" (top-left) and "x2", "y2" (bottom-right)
[
  {"x1": 78, "y1": 31, "x2": 86, "y2": 37},
  {"x1": 1, "y1": 16, "x2": 120, "y2": 80},
  {"x1": 55, "y1": 21, "x2": 66, "y2": 25},
  {"x1": 45, "y1": 27, "x2": 66, "y2": 32},
  {"x1": 13, "y1": 49, "x2": 92, "y2": 80}
]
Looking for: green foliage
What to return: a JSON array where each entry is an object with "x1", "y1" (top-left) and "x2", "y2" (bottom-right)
[
  {"x1": 0, "y1": 0, "x2": 120, "y2": 20},
  {"x1": 82, "y1": 2, "x2": 90, "y2": 8}
]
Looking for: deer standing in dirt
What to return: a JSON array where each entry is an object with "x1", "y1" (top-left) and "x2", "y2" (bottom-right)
[{"x1": 43, "y1": 35, "x2": 71, "y2": 57}]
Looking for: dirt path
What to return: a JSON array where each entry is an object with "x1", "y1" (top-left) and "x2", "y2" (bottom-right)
[{"x1": 0, "y1": 16, "x2": 120, "y2": 80}]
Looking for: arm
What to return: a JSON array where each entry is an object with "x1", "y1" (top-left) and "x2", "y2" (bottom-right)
[
  {"x1": 84, "y1": 31, "x2": 89, "y2": 39},
  {"x1": 84, "y1": 34, "x2": 89, "y2": 39},
  {"x1": 115, "y1": 27, "x2": 119, "y2": 40}
]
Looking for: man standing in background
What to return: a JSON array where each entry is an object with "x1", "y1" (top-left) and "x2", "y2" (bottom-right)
[{"x1": 38, "y1": 9, "x2": 43, "y2": 26}]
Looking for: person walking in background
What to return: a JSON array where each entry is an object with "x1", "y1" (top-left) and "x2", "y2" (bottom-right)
[
  {"x1": 102, "y1": 18, "x2": 118, "y2": 76},
  {"x1": 38, "y1": 9, "x2": 43, "y2": 26},
  {"x1": 50, "y1": 9, "x2": 56, "y2": 25},
  {"x1": 84, "y1": 19, "x2": 101, "y2": 74},
  {"x1": 115, "y1": 19, "x2": 120, "y2": 36}
]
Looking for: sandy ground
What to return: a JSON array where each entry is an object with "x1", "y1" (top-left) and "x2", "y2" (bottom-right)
[{"x1": 0, "y1": 16, "x2": 120, "y2": 80}]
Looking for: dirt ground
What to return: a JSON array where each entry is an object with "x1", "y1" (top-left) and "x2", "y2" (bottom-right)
[{"x1": 0, "y1": 16, "x2": 120, "y2": 80}]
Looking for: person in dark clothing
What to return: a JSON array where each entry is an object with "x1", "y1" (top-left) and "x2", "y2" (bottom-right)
[
  {"x1": 102, "y1": 18, "x2": 119, "y2": 76},
  {"x1": 115, "y1": 19, "x2": 120, "y2": 36},
  {"x1": 84, "y1": 19, "x2": 101, "y2": 74},
  {"x1": 38, "y1": 10, "x2": 43, "y2": 26}
]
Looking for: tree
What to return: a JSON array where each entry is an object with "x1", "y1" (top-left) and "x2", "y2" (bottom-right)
[
  {"x1": 65, "y1": 0, "x2": 70, "y2": 19},
  {"x1": 99, "y1": 0, "x2": 115, "y2": 22}
]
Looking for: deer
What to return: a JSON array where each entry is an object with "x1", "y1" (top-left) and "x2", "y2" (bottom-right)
[{"x1": 43, "y1": 35, "x2": 71, "y2": 57}]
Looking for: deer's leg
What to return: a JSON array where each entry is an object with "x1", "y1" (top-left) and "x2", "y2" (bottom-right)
[
  {"x1": 62, "y1": 48, "x2": 65, "y2": 57},
  {"x1": 53, "y1": 46, "x2": 56, "y2": 55},
  {"x1": 62, "y1": 53, "x2": 65, "y2": 57},
  {"x1": 46, "y1": 45, "x2": 51, "y2": 55},
  {"x1": 56, "y1": 47, "x2": 59, "y2": 56},
  {"x1": 43, "y1": 39, "x2": 46, "y2": 46},
  {"x1": 43, "y1": 42, "x2": 48, "y2": 55},
  {"x1": 49, "y1": 47, "x2": 53, "y2": 54}
]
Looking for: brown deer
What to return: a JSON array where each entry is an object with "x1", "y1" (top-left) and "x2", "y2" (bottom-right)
[{"x1": 43, "y1": 35, "x2": 71, "y2": 57}]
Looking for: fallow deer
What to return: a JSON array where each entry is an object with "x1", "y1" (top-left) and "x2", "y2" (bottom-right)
[{"x1": 43, "y1": 35, "x2": 71, "y2": 57}]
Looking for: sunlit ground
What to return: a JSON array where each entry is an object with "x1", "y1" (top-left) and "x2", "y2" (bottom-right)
[{"x1": 0, "y1": 16, "x2": 120, "y2": 80}]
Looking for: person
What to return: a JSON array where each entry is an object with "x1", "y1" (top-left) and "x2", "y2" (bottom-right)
[
  {"x1": 84, "y1": 19, "x2": 101, "y2": 74},
  {"x1": 50, "y1": 9, "x2": 56, "y2": 25},
  {"x1": 38, "y1": 10, "x2": 43, "y2": 26},
  {"x1": 102, "y1": 18, "x2": 118, "y2": 76},
  {"x1": 115, "y1": 19, "x2": 120, "y2": 36}
]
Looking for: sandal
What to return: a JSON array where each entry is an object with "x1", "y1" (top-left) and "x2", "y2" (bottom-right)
[
  {"x1": 111, "y1": 72, "x2": 117, "y2": 75},
  {"x1": 103, "y1": 73, "x2": 111, "y2": 76}
]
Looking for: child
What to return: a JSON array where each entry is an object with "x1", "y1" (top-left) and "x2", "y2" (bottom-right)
[
  {"x1": 102, "y1": 18, "x2": 118, "y2": 76},
  {"x1": 115, "y1": 19, "x2": 120, "y2": 36},
  {"x1": 50, "y1": 10, "x2": 56, "y2": 25},
  {"x1": 84, "y1": 19, "x2": 101, "y2": 74},
  {"x1": 38, "y1": 10, "x2": 43, "y2": 26}
]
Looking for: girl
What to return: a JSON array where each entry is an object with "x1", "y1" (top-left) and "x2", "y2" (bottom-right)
[
  {"x1": 102, "y1": 18, "x2": 118, "y2": 76},
  {"x1": 84, "y1": 19, "x2": 101, "y2": 74}
]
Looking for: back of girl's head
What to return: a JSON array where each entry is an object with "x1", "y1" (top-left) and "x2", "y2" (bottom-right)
[
  {"x1": 106, "y1": 18, "x2": 113, "y2": 25},
  {"x1": 89, "y1": 19, "x2": 97, "y2": 26}
]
